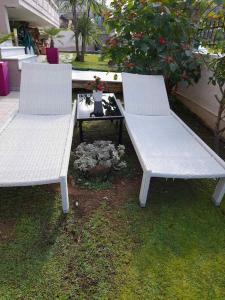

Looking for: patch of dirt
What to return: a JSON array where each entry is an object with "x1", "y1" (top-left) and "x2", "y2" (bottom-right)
[
  {"x1": 52, "y1": 174, "x2": 141, "y2": 220},
  {"x1": 0, "y1": 221, "x2": 16, "y2": 243}
]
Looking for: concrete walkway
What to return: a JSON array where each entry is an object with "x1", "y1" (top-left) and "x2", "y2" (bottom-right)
[{"x1": 0, "y1": 92, "x2": 19, "y2": 129}]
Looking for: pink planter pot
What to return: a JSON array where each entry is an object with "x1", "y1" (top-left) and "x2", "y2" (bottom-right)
[
  {"x1": 0, "y1": 61, "x2": 10, "y2": 96},
  {"x1": 46, "y1": 48, "x2": 59, "y2": 64}
]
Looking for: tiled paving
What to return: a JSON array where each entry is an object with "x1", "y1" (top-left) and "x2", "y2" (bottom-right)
[{"x1": 0, "y1": 92, "x2": 19, "y2": 129}]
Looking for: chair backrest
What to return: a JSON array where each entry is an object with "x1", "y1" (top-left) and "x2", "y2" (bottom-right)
[
  {"x1": 122, "y1": 73, "x2": 170, "y2": 116},
  {"x1": 19, "y1": 63, "x2": 72, "y2": 115}
]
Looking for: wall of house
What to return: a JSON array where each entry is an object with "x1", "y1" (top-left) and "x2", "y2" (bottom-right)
[
  {"x1": 0, "y1": 4, "x2": 11, "y2": 35},
  {"x1": 54, "y1": 30, "x2": 75, "y2": 51},
  {"x1": 176, "y1": 55, "x2": 223, "y2": 134},
  {"x1": 0, "y1": 2, "x2": 13, "y2": 46},
  {"x1": 54, "y1": 30, "x2": 96, "y2": 52}
]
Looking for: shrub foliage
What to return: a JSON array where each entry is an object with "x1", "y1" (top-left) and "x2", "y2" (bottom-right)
[{"x1": 104, "y1": 0, "x2": 203, "y2": 93}]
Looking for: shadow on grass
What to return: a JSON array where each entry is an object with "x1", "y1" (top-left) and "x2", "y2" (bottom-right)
[{"x1": 0, "y1": 186, "x2": 67, "y2": 298}]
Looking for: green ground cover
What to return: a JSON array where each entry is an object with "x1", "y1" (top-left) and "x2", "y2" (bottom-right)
[
  {"x1": 60, "y1": 53, "x2": 110, "y2": 71},
  {"x1": 0, "y1": 99, "x2": 225, "y2": 299}
]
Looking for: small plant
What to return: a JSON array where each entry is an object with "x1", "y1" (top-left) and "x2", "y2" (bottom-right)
[
  {"x1": 87, "y1": 76, "x2": 106, "y2": 91},
  {"x1": 41, "y1": 27, "x2": 62, "y2": 48},
  {"x1": 0, "y1": 34, "x2": 12, "y2": 45},
  {"x1": 0, "y1": 34, "x2": 12, "y2": 59},
  {"x1": 74, "y1": 141, "x2": 127, "y2": 176}
]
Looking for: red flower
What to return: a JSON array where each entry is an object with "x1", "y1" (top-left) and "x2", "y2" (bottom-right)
[
  {"x1": 88, "y1": 76, "x2": 105, "y2": 91},
  {"x1": 159, "y1": 37, "x2": 166, "y2": 45},
  {"x1": 97, "y1": 83, "x2": 104, "y2": 91}
]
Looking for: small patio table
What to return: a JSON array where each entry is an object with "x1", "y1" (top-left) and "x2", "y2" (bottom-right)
[{"x1": 76, "y1": 93, "x2": 124, "y2": 144}]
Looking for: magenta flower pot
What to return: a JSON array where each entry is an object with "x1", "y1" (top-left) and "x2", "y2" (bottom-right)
[
  {"x1": 0, "y1": 61, "x2": 10, "y2": 96},
  {"x1": 46, "y1": 48, "x2": 59, "y2": 64}
]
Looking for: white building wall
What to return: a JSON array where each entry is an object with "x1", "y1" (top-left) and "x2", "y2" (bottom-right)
[
  {"x1": 0, "y1": 5, "x2": 11, "y2": 34},
  {"x1": 54, "y1": 30, "x2": 75, "y2": 51},
  {"x1": 176, "y1": 56, "x2": 224, "y2": 134},
  {"x1": 54, "y1": 30, "x2": 95, "y2": 52}
]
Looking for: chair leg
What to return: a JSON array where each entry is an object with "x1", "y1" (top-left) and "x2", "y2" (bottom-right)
[
  {"x1": 60, "y1": 177, "x2": 69, "y2": 213},
  {"x1": 212, "y1": 178, "x2": 225, "y2": 206},
  {"x1": 139, "y1": 171, "x2": 151, "y2": 207}
]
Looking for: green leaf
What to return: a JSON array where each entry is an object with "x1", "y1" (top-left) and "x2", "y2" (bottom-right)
[{"x1": 0, "y1": 34, "x2": 12, "y2": 45}]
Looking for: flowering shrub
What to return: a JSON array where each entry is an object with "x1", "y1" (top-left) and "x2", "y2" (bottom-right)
[
  {"x1": 104, "y1": 0, "x2": 202, "y2": 93},
  {"x1": 74, "y1": 141, "x2": 127, "y2": 174},
  {"x1": 86, "y1": 76, "x2": 106, "y2": 91}
]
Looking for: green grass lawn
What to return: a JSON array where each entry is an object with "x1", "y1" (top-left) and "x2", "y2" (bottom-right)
[
  {"x1": 1, "y1": 98, "x2": 225, "y2": 299},
  {"x1": 60, "y1": 53, "x2": 110, "y2": 71}
]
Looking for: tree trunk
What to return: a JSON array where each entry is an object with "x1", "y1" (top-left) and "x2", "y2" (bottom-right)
[
  {"x1": 78, "y1": 6, "x2": 90, "y2": 62},
  {"x1": 80, "y1": 35, "x2": 86, "y2": 62},
  {"x1": 75, "y1": 34, "x2": 82, "y2": 61},
  {"x1": 214, "y1": 102, "x2": 224, "y2": 154},
  {"x1": 72, "y1": 1, "x2": 82, "y2": 61},
  {"x1": 214, "y1": 133, "x2": 220, "y2": 154},
  {"x1": 50, "y1": 37, "x2": 54, "y2": 48},
  {"x1": 165, "y1": 78, "x2": 175, "y2": 95}
]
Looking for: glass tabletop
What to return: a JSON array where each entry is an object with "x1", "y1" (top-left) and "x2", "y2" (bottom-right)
[{"x1": 77, "y1": 93, "x2": 123, "y2": 120}]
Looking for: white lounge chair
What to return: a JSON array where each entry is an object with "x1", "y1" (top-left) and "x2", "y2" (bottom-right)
[
  {"x1": 119, "y1": 73, "x2": 225, "y2": 207},
  {"x1": 0, "y1": 63, "x2": 75, "y2": 213}
]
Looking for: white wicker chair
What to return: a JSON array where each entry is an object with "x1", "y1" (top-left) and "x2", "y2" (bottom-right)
[
  {"x1": 119, "y1": 73, "x2": 225, "y2": 207},
  {"x1": 0, "y1": 63, "x2": 75, "y2": 213}
]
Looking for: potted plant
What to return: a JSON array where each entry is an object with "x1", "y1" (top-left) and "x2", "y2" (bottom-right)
[
  {"x1": 0, "y1": 34, "x2": 12, "y2": 96},
  {"x1": 87, "y1": 76, "x2": 106, "y2": 117},
  {"x1": 43, "y1": 28, "x2": 62, "y2": 64}
]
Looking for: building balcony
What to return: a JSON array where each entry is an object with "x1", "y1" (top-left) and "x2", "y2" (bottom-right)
[
  {"x1": 13, "y1": 0, "x2": 60, "y2": 27},
  {"x1": 0, "y1": 0, "x2": 59, "y2": 35}
]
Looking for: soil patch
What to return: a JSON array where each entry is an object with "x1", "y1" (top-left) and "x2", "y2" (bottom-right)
[
  {"x1": 52, "y1": 174, "x2": 141, "y2": 220},
  {"x1": 0, "y1": 220, "x2": 16, "y2": 243}
]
